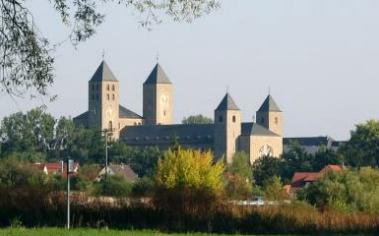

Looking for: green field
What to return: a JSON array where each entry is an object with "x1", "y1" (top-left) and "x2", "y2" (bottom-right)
[{"x1": 0, "y1": 228, "x2": 257, "y2": 236}]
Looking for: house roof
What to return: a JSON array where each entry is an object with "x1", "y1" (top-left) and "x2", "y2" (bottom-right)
[
  {"x1": 32, "y1": 162, "x2": 79, "y2": 177},
  {"x1": 90, "y1": 60, "x2": 118, "y2": 82},
  {"x1": 320, "y1": 164, "x2": 343, "y2": 173},
  {"x1": 291, "y1": 164, "x2": 343, "y2": 188},
  {"x1": 119, "y1": 105, "x2": 143, "y2": 119},
  {"x1": 215, "y1": 93, "x2": 240, "y2": 111},
  {"x1": 241, "y1": 122, "x2": 280, "y2": 137},
  {"x1": 258, "y1": 95, "x2": 281, "y2": 112},
  {"x1": 108, "y1": 164, "x2": 138, "y2": 182},
  {"x1": 143, "y1": 63, "x2": 171, "y2": 85}
]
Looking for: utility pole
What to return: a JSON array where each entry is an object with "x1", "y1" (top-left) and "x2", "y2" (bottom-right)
[
  {"x1": 66, "y1": 158, "x2": 71, "y2": 229},
  {"x1": 105, "y1": 130, "x2": 108, "y2": 179}
]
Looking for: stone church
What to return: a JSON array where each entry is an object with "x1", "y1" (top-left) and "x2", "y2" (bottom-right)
[{"x1": 74, "y1": 60, "x2": 283, "y2": 164}]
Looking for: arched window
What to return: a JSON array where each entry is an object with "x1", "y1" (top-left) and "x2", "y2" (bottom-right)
[
  {"x1": 108, "y1": 121, "x2": 113, "y2": 130},
  {"x1": 112, "y1": 94, "x2": 115, "y2": 100},
  {"x1": 112, "y1": 85, "x2": 115, "y2": 91},
  {"x1": 107, "y1": 84, "x2": 110, "y2": 91},
  {"x1": 219, "y1": 116, "x2": 223, "y2": 123},
  {"x1": 232, "y1": 115, "x2": 236, "y2": 123},
  {"x1": 275, "y1": 117, "x2": 279, "y2": 124},
  {"x1": 107, "y1": 94, "x2": 110, "y2": 100}
]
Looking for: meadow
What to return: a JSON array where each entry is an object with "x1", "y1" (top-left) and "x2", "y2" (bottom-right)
[{"x1": 0, "y1": 228, "x2": 256, "y2": 236}]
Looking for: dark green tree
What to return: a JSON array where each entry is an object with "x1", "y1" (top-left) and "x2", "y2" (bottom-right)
[
  {"x1": 252, "y1": 155, "x2": 282, "y2": 186},
  {"x1": 182, "y1": 114, "x2": 213, "y2": 124},
  {"x1": 340, "y1": 120, "x2": 379, "y2": 167}
]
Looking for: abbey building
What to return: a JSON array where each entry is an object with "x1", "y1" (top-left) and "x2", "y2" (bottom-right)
[{"x1": 74, "y1": 60, "x2": 284, "y2": 164}]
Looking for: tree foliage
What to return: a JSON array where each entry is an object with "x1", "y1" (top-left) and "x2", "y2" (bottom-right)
[
  {"x1": 182, "y1": 114, "x2": 213, "y2": 124},
  {"x1": 155, "y1": 148, "x2": 224, "y2": 192},
  {"x1": 340, "y1": 120, "x2": 379, "y2": 167},
  {"x1": 299, "y1": 167, "x2": 379, "y2": 213},
  {"x1": 225, "y1": 152, "x2": 253, "y2": 199},
  {"x1": 0, "y1": 0, "x2": 219, "y2": 96}
]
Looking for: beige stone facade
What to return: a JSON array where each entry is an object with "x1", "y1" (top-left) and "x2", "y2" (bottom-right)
[{"x1": 75, "y1": 60, "x2": 284, "y2": 164}]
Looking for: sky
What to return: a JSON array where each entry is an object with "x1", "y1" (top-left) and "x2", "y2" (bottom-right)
[{"x1": 1, "y1": 0, "x2": 379, "y2": 140}]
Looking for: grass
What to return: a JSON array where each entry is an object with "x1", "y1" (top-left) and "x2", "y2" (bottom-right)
[{"x1": 0, "y1": 228, "x2": 266, "y2": 236}]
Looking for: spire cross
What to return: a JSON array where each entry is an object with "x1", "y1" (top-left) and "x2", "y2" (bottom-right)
[
  {"x1": 102, "y1": 49, "x2": 105, "y2": 60},
  {"x1": 156, "y1": 51, "x2": 160, "y2": 62},
  {"x1": 268, "y1": 86, "x2": 271, "y2": 95},
  {"x1": 226, "y1": 85, "x2": 230, "y2": 93}
]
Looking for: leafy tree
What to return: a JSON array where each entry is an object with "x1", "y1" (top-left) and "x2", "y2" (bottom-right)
[
  {"x1": 252, "y1": 155, "x2": 282, "y2": 186},
  {"x1": 298, "y1": 167, "x2": 379, "y2": 213},
  {"x1": 154, "y1": 148, "x2": 225, "y2": 215},
  {"x1": 182, "y1": 114, "x2": 213, "y2": 124},
  {"x1": 340, "y1": 120, "x2": 379, "y2": 167},
  {"x1": 263, "y1": 176, "x2": 287, "y2": 201},
  {"x1": 132, "y1": 176, "x2": 155, "y2": 197},
  {"x1": 155, "y1": 148, "x2": 224, "y2": 191},
  {"x1": 0, "y1": 0, "x2": 219, "y2": 96},
  {"x1": 225, "y1": 152, "x2": 253, "y2": 199}
]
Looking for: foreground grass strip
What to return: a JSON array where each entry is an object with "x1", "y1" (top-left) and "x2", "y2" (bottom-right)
[{"x1": 0, "y1": 228, "x2": 268, "y2": 236}]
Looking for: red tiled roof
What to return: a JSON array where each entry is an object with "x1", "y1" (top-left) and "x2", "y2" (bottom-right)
[
  {"x1": 291, "y1": 172, "x2": 316, "y2": 188},
  {"x1": 291, "y1": 164, "x2": 344, "y2": 189},
  {"x1": 303, "y1": 173, "x2": 321, "y2": 182},
  {"x1": 320, "y1": 164, "x2": 343, "y2": 173}
]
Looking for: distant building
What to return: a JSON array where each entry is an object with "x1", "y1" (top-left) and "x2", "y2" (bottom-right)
[
  {"x1": 290, "y1": 164, "x2": 344, "y2": 192},
  {"x1": 97, "y1": 164, "x2": 138, "y2": 183},
  {"x1": 32, "y1": 161, "x2": 79, "y2": 176},
  {"x1": 284, "y1": 136, "x2": 345, "y2": 154},
  {"x1": 74, "y1": 60, "x2": 345, "y2": 164}
]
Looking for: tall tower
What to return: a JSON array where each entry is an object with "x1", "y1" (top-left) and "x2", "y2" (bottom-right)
[
  {"x1": 214, "y1": 93, "x2": 241, "y2": 164},
  {"x1": 256, "y1": 95, "x2": 283, "y2": 136},
  {"x1": 88, "y1": 60, "x2": 120, "y2": 138},
  {"x1": 143, "y1": 63, "x2": 173, "y2": 125}
]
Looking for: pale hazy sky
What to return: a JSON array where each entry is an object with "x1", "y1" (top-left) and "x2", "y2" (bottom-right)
[{"x1": 1, "y1": 0, "x2": 379, "y2": 140}]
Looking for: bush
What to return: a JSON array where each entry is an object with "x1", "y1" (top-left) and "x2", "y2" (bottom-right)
[{"x1": 93, "y1": 175, "x2": 133, "y2": 197}]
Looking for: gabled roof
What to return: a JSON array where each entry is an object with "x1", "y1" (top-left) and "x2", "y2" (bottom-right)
[
  {"x1": 89, "y1": 60, "x2": 118, "y2": 82},
  {"x1": 143, "y1": 63, "x2": 171, "y2": 85},
  {"x1": 258, "y1": 95, "x2": 281, "y2": 112},
  {"x1": 119, "y1": 105, "x2": 143, "y2": 119},
  {"x1": 241, "y1": 122, "x2": 280, "y2": 137},
  {"x1": 73, "y1": 111, "x2": 89, "y2": 121},
  {"x1": 215, "y1": 93, "x2": 240, "y2": 111}
]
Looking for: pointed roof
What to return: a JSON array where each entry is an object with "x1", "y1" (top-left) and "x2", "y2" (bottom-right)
[
  {"x1": 143, "y1": 63, "x2": 171, "y2": 85},
  {"x1": 89, "y1": 60, "x2": 118, "y2": 82},
  {"x1": 258, "y1": 95, "x2": 281, "y2": 112},
  {"x1": 215, "y1": 93, "x2": 240, "y2": 111}
]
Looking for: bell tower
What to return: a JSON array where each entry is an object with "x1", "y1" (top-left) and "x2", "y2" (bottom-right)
[
  {"x1": 88, "y1": 60, "x2": 120, "y2": 138},
  {"x1": 256, "y1": 95, "x2": 283, "y2": 136},
  {"x1": 143, "y1": 63, "x2": 173, "y2": 125},
  {"x1": 214, "y1": 93, "x2": 241, "y2": 164}
]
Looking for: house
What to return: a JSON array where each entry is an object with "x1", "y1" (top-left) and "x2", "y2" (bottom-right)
[
  {"x1": 32, "y1": 161, "x2": 80, "y2": 177},
  {"x1": 97, "y1": 164, "x2": 138, "y2": 183},
  {"x1": 290, "y1": 164, "x2": 343, "y2": 192}
]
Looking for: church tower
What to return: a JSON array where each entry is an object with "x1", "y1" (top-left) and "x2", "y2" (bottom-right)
[
  {"x1": 88, "y1": 60, "x2": 120, "y2": 138},
  {"x1": 256, "y1": 95, "x2": 283, "y2": 136},
  {"x1": 214, "y1": 93, "x2": 241, "y2": 164},
  {"x1": 143, "y1": 63, "x2": 173, "y2": 125}
]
